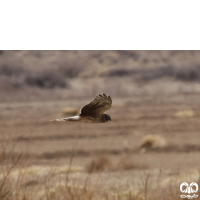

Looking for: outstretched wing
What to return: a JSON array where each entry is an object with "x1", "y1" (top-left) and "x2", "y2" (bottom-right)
[{"x1": 80, "y1": 93, "x2": 112, "y2": 116}]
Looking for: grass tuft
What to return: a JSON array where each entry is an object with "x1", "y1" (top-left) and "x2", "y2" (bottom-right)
[{"x1": 140, "y1": 134, "x2": 167, "y2": 149}]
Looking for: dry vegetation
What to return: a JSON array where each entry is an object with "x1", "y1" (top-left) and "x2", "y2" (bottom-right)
[
  {"x1": 140, "y1": 135, "x2": 167, "y2": 150},
  {"x1": 1, "y1": 151, "x2": 200, "y2": 200},
  {"x1": 1, "y1": 50, "x2": 200, "y2": 102},
  {"x1": 1, "y1": 93, "x2": 200, "y2": 200},
  {"x1": 1, "y1": 50, "x2": 200, "y2": 199}
]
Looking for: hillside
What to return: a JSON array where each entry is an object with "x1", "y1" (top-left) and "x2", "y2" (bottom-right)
[{"x1": 1, "y1": 50, "x2": 200, "y2": 102}]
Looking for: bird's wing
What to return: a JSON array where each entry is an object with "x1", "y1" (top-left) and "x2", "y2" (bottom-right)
[{"x1": 80, "y1": 94, "x2": 112, "y2": 116}]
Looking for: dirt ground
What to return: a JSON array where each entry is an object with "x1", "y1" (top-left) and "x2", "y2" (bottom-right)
[{"x1": 1, "y1": 92, "x2": 200, "y2": 194}]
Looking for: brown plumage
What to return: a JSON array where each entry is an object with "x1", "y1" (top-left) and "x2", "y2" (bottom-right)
[{"x1": 51, "y1": 94, "x2": 112, "y2": 123}]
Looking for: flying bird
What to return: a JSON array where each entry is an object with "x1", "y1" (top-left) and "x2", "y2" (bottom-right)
[{"x1": 51, "y1": 94, "x2": 112, "y2": 123}]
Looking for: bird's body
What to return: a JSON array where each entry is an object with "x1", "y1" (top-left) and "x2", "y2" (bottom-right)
[{"x1": 51, "y1": 94, "x2": 112, "y2": 123}]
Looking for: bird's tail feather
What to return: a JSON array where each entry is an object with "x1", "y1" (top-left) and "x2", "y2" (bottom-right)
[
  {"x1": 50, "y1": 118, "x2": 67, "y2": 122},
  {"x1": 50, "y1": 116, "x2": 80, "y2": 122}
]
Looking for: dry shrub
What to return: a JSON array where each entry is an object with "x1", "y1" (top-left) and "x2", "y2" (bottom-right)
[
  {"x1": 86, "y1": 155, "x2": 112, "y2": 173},
  {"x1": 0, "y1": 155, "x2": 34, "y2": 200},
  {"x1": 140, "y1": 134, "x2": 167, "y2": 149},
  {"x1": 25, "y1": 70, "x2": 68, "y2": 89},
  {"x1": 58, "y1": 64, "x2": 83, "y2": 79},
  {"x1": 0, "y1": 65, "x2": 26, "y2": 77},
  {"x1": 105, "y1": 69, "x2": 134, "y2": 77},
  {"x1": 0, "y1": 176, "x2": 13, "y2": 200},
  {"x1": 0, "y1": 64, "x2": 69, "y2": 89},
  {"x1": 62, "y1": 107, "x2": 79, "y2": 116},
  {"x1": 0, "y1": 65, "x2": 28, "y2": 89},
  {"x1": 0, "y1": 164, "x2": 84, "y2": 200},
  {"x1": 175, "y1": 65, "x2": 200, "y2": 81},
  {"x1": 139, "y1": 65, "x2": 200, "y2": 82},
  {"x1": 103, "y1": 66, "x2": 174, "y2": 80},
  {"x1": 103, "y1": 65, "x2": 200, "y2": 83},
  {"x1": 0, "y1": 174, "x2": 38, "y2": 200}
]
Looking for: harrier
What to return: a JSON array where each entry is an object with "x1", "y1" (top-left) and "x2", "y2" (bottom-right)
[{"x1": 51, "y1": 94, "x2": 112, "y2": 123}]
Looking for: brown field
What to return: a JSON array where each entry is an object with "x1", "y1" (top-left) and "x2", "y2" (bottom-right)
[{"x1": 1, "y1": 50, "x2": 200, "y2": 199}]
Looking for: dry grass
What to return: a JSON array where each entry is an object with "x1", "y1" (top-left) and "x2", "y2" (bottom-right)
[
  {"x1": 86, "y1": 155, "x2": 148, "y2": 173},
  {"x1": 140, "y1": 135, "x2": 167, "y2": 150},
  {"x1": 174, "y1": 110, "x2": 194, "y2": 118},
  {"x1": 40, "y1": 182, "x2": 103, "y2": 200},
  {"x1": 1, "y1": 161, "x2": 199, "y2": 200},
  {"x1": 116, "y1": 155, "x2": 148, "y2": 171},
  {"x1": 0, "y1": 136, "x2": 199, "y2": 200}
]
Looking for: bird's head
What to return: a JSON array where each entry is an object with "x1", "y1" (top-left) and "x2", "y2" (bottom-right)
[{"x1": 104, "y1": 114, "x2": 111, "y2": 121}]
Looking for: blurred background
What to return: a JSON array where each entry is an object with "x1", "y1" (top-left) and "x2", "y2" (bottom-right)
[
  {"x1": 1, "y1": 50, "x2": 200, "y2": 199},
  {"x1": 1, "y1": 50, "x2": 200, "y2": 102}
]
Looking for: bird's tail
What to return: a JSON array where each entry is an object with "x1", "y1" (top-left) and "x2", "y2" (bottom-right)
[
  {"x1": 50, "y1": 116, "x2": 80, "y2": 122},
  {"x1": 50, "y1": 118, "x2": 67, "y2": 122}
]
